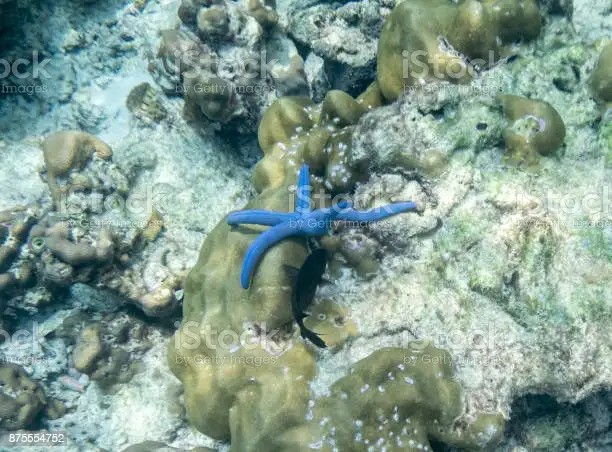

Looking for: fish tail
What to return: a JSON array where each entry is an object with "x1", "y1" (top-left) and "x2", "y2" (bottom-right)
[{"x1": 299, "y1": 323, "x2": 327, "y2": 348}]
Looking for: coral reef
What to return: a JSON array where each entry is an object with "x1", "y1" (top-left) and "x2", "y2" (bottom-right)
[
  {"x1": 0, "y1": 0, "x2": 609, "y2": 449},
  {"x1": 170, "y1": 73, "x2": 503, "y2": 449},
  {"x1": 0, "y1": 131, "x2": 185, "y2": 317},
  {"x1": 168, "y1": 1, "x2": 611, "y2": 448},
  {"x1": 151, "y1": 0, "x2": 308, "y2": 135}
]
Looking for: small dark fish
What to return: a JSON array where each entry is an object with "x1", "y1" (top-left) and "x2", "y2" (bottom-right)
[{"x1": 286, "y1": 248, "x2": 328, "y2": 348}]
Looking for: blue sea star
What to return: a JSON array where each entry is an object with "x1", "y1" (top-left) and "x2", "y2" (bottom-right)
[{"x1": 227, "y1": 164, "x2": 417, "y2": 288}]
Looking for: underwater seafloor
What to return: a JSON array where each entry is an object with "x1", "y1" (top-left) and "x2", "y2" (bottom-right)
[{"x1": 0, "y1": 0, "x2": 611, "y2": 451}]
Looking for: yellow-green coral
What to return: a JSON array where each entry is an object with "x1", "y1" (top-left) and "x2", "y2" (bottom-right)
[
  {"x1": 500, "y1": 94, "x2": 566, "y2": 166},
  {"x1": 183, "y1": 72, "x2": 236, "y2": 122},
  {"x1": 310, "y1": 344, "x2": 504, "y2": 450},
  {"x1": 41, "y1": 131, "x2": 112, "y2": 205},
  {"x1": 246, "y1": 0, "x2": 278, "y2": 29},
  {"x1": 168, "y1": 190, "x2": 316, "y2": 438},
  {"x1": 197, "y1": 5, "x2": 229, "y2": 37},
  {"x1": 0, "y1": 363, "x2": 47, "y2": 430},
  {"x1": 377, "y1": 0, "x2": 541, "y2": 101},
  {"x1": 590, "y1": 41, "x2": 612, "y2": 110},
  {"x1": 254, "y1": 90, "x2": 373, "y2": 194}
]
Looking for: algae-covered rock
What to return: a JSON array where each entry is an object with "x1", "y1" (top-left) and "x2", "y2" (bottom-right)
[
  {"x1": 377, "y1": 0, "x2": 541, "y2": 101},
  {"x1": 500, "y1": 94, "x2": 566, "y2": 166},
  {"x1": 286, "y1": 0, "x2": 385, "y2": 94}
]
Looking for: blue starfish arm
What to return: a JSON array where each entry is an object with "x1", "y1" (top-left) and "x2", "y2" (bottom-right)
[
  {"x1": 295, "y1": 164, "x2": 311, "y2": 214},
  {"x1": 227, "y1": 210, "x2": 298, "y2": 227},
  {"x1": 336, "y1": 201, "x2": 417, "y2": 222},
  {"x1": 298, "y1": 200, "x2": 352, "y2": 235},
  {"x1": 240, "y1": 221, "x2": 300, "y2": 289}
]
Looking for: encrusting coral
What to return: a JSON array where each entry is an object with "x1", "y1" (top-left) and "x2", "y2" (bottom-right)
[{"x1": 306, "y1": 344, "x2": 505, "y2": 451}]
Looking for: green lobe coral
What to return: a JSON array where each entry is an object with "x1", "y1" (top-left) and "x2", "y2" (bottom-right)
[
  {"x1": 590, "y1": 41, "x2": 612, "y2": 109},
  {"x1": 310, "y1": 344, "x2": 504, "y2": 451},
  {"x1": 377, "y1": 0, "x2": 541, "y2": 102},
  {"x1": 41, "y1": 131, "x2": 113, "y2": 206},
  {"x1": 168, "y1": 3, "x2": 518, "y2": 448},
  {"x1": 500, "y1": 94, "x2": 566, "y2": 166},
  {"x1": 169, "y1": 87, "x2": 505, "y2": 450}
]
